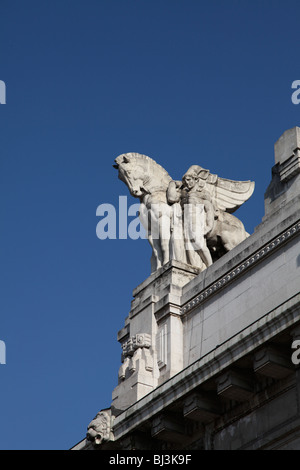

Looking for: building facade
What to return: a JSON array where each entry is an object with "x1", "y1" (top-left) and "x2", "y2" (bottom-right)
[{"x1": 72, "y1": 127, "x2": 300, "y2": 450}]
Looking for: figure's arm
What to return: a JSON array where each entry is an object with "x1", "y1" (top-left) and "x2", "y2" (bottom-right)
[
  {"x1": 167, "y1": 180, "x2": 182, "y2": 204},
  {"x1": 204, "y1": 200, "x2": 214, "y2": 235}
]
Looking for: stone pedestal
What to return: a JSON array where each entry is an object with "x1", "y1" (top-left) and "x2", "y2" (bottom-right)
[{"x1": 111, "y1": 261, "x2": 199, "y2": 414}]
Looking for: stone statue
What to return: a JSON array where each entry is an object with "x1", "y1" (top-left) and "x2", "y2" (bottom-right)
[
  {"x1": 86, "y1": 409, "x2": 113, "y2": 446},
  {"x1": 167, "y1": 167, "x2": 214, "y2": 270},
  {"x1": 113, "y1": 153, "x2": 186, "y2": 272},
  {"x1": 114, "y1": 153, "x2": 254, "y2": 272},
  {"x1": 167, "y1": 164, "x2": 255, "y2": 267}
]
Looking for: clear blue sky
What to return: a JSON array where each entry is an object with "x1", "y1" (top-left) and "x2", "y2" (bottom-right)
[{"x1": 0, "y1": 0, "x2": 300, "y2": 450}]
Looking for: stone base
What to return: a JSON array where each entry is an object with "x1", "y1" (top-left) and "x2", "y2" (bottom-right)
[{"x1": 111, "y1": 261, "x2": 200, "y2": 414}]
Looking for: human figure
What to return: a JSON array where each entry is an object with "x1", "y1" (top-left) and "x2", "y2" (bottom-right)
[{"x1": 167, "y1": 167, "x2": 214, "y2": 270}]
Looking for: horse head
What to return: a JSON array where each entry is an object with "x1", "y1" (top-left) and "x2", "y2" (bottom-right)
[{"x1": 113, "y1": 153, "x2": 172, "y2": 198}]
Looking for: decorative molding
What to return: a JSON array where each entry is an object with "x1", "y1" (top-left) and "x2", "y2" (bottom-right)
[
  {"x1": 279, "y1": 149, "x2": 300, "y2": 182},
  {"x1": 119, "y1": 333, "x2": 153, "y2": 381},
  {"x1": 121, "y1": 333, "x2": 151, "y2": 361},
  {"x1": 182, "y1": 220, "x2": 300, "y2": 314}
]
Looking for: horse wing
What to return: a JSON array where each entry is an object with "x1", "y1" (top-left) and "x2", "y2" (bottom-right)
[{"x1": 206, "y1": 177, "x2": 255, "y2": 213}]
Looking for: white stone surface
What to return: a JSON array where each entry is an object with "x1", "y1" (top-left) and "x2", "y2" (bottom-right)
[
  {"x1": 265, "y1": 127, "x2": 300, "y2": 218},
  {"x1": 274, "y1": 126, "x2": 300, "y2": 165},
  {"x1": 183, "y1": 234, "x2": 300, "y2": 367}
]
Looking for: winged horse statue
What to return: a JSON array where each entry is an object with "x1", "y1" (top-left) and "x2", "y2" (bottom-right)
[{"x1": 113, "y1": 153, "x2": 254, "y2": 273}]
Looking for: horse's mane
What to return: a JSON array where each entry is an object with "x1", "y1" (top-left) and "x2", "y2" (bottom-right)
[{"x1": 115, "y1": 152, "x2": 172, "y2": 185}]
